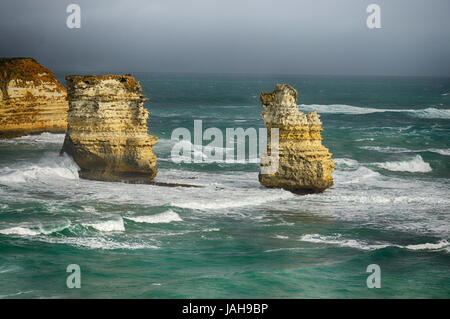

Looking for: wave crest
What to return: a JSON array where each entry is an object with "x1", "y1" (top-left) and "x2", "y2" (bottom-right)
[
  {"x1": 83, "y1": 218, "x2": 125, "y2": 232},
  {"x1": 300, "y1": 104, "x2": 450, "y2": 119},
  {"x1": 299, "y1": 234, "x2": 450, "y2": 252},
  {"x1": 0, "y1": 221, "x2": 71, "y2": 236},
  {"x1": 0, "y1": 153, "x2": 79, "y2": 184},
  {"x1": 376, "y1": 155, "x2": 432, "y2": 173},
  {"x1": 125, "y1": 210, "x2": 183, "y2": 224}
]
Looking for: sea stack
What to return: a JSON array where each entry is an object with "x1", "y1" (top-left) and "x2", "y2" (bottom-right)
[
  {"x1": 258, "y1": 84, "x2": 335, "y2": 193},
  {"x1": 61, "y1": 75, "x2": 158, "y2": 183},
  {"x1": 0, "y1": 58, "x2": 68, "y2": 138}
]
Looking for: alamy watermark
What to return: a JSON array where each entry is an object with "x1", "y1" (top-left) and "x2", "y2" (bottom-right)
[
  {"x1": 66, "y1": 264, "x2": 81, "y2": 288},
  {"x1": 66, "y1": 4, "x2": 81, "y2": 29},
  {"x1": 65, "y1": 4, "x2": 381, "y2": 30},
  {"x1": 367, "y1": 4, "x2": 381, "y2": 29},
  {"x1": 170, "y1": 120, "x2": 279, "y2": 174},
  {"x1": 366, "y1": 264, "x2": 381, "y2": 288}
]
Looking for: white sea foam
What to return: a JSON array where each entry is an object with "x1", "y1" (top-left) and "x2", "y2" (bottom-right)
[
  {"x1": 203, "y1": 228, "x2": 220, "y2": 232},
  {"x1": 334, "y1": 158, "x2": 359, "y2": 168},
  {"x1": 300, "y1": 104, "x2": 450, "y2": 119},
  {"x1": 376, "y1": 155, "x2": 432, "y2": 173},
  {"x1": 0, "y1": 226, "x2": 40, "y2": 236},
  {"x1": 35, "y1": 236, "x2": 158, "y2": 250},
  {"x1": 299, "y1": 234, "x2": 390, "y2": 250},
  {"x1": 171, "y1": 190, "x2": 294, "y2": 211},
  {"x1": 299, "y1": 234, "x2": 450, "y2": 252},
  {"x1": 337, "y1": 166, "x2": 380, "y2": 184},
  {"x1": 0, "y1": 147, "x2": 446, "y2": 242},
  {"x1": 0, "y1": 133, "x2": 65, "y2": 145},
  {"x1": 0, "y1": 153, "x2": 79, "y2": 184},
  {"x1": 300, "y1": 104, "x2": 387, "y2": 115},
  {"x1": 412, "y1": 108, "x2": 450, "y2": 119},
  {"x1": 0, "y1": 221, "x2": 158, "y2": 250},
  {"x1": 427, "y1": 148, "x2": 450, "y2": 156},
  {"x1": 83, "y1": 218, "x2": 125, "y2": 232},
  {"x1": 333, "y1": 158, "x2": 382, "y2": 184},
  {"x1": 125, "y1": 210, "x2": 183, "y2": 224},
  {"x1": 157, "y1": 138, "x2": 253, "y2": 164},
  {"x1": 82, "y1": 206, "x2": 98, "y2": 214},
  {"x1": 360, "y1": 146, "x2": 414, "y2": 153},
  {"x1": 405, "y1": 240, "x2": 450, "y2": 252},
  {"x1": 355, "y1": 138, "x2": 375, "y2": 142},
  {"x1": 0, "y1": 221, "x2": 71, "y2": 236},
  {"x1": 360, "y1": 146, "x2": 450, "y2": 156}
]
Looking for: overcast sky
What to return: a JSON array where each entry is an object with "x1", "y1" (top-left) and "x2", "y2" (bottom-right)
[{"x1": 0, "y1": 0, "x2": 449, "y2": 76}]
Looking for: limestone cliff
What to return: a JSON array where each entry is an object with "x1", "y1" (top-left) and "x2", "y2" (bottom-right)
[
  {"x1": 61, "y1": 75, "x2": 158, "y2": 183},
  {"x1": 258, "y1": 84, "x2": 335, "y2": 193},
  {"x1": 0, "y1": 58, "x2": 68, "y2": 138}
]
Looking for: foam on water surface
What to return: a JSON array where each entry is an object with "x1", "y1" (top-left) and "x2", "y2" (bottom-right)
[
  {"x1": 376, "y1": 155, "x2": 432, "y2": 173},
  {"x1": 125, "y1": 210, "x2": 183, "y2": 224},
  {"x1": 299, "y1": 234, "x2": 450, "y2": 253},
  {"x1": 0, "y1": 74, "x2": 449, "y2": 297},
  {"x1": 300, "y1": 104, "x2": 450, "y2": 119}
]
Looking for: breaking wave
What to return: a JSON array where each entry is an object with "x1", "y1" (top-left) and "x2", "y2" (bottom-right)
[
  {"x1": 0, "y1": 221, "x2": 71, "y2": 236},
  {"x1": 157, "y1": 138, "x2": 257, "y2": 164},
  {"x1": 0, "y1": 226, "x2": 41, "y2": 236},
  {"x1": 300, "y1": 104, "x2": 450, "y2": 119},
  {"x1": 83, "y1": 218, "x2": 125, "y2": 232},
  {"x1": 405, "y1": 240, "x2": 450, "y2": 251},
  {"x1": 0, "y1": 133, "x2": 65, "y2": 145},
  {"x1": 376, "y1": 155, "x2": 432, "y2": 173},
  {"x1": 360, "y1": 146, "x2": 450, "y2": 156},
  {"x1": 299, "y1": 234, "x2": 390, "y2": 250},
  {"x1": 359, "y1": 146, "x2": 414, "y2": 153},
  {"x1": 427, "y1": 148, "x2": 450, "y2": 156},
  {"x1": 299, "y1": 234, "x2": 450, "y2": 252},
  {"x1": 170, "y1": 190, "x2": 294, "y2": 211},
  {"x1": 124, "y1": 210, "x2": 183, "y2": 224},
  {"x1": 0, "y1": 153, "x2": 79, "y2": 184},
  {"x1": 35, "y1": 236, "x2": 158, "y2": 250}
]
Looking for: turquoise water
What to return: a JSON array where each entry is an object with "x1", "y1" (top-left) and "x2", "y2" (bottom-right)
[{"x1": 0, "y1": 73, "x2": 449, "y2": 298}]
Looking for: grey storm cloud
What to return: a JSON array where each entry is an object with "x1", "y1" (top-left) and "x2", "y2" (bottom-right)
[{"x1": 0, "y1": 0, "x2": 449, "y2": 76}]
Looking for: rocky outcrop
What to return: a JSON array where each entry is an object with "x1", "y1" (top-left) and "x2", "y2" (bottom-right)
[
  {"x1": 0, "y1": 58, "x2": 68, "y2": 138},
  {"x1": 61, "y1": 75, "x2": 158, "y2": 183},
  {"x1": 259, "y1": 84, "x2": 335, "y2": 193}
]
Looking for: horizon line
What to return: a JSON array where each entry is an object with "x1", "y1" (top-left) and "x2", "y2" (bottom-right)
[{"x1": 50, "y1": 69, "x2": 450, "y2": 79}]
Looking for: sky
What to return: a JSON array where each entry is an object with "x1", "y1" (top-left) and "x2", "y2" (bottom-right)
[{"x1": 0, "y1": 0, "x2": 449, "y2": 76}]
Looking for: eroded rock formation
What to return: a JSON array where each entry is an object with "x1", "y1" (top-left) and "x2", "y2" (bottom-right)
[
  {"x1": 0, "y1": 58, "x2": 68, "y2": 138},
  {"x1": 61, "y1": 75, "x2": 158, "y2": 183},
  {"x1": 259, "y1": 84, "x2": 335, "y2": 193}
]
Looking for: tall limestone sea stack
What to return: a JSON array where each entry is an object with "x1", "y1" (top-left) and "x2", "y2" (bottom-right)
[
  {"x1": 61, "y1": 75, "x2": 158, "y2": 183},
  {"x1": 259, "y1": 84, "x2": 335, "y2": 193},
  {"x1": 0, "y1": 58, "x2": 68, "y2": 138}
]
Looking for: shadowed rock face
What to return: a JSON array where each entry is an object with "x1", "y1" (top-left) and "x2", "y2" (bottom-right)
[
  {"x1": 0, "y1": 58, "x2": 68, "y2": 138},
  {"x1": 259, "y1": 84, "x2": 335, "y2": 193},
  {"x1": 61, "y1": 75, "x2": 158, "y2": 183}
]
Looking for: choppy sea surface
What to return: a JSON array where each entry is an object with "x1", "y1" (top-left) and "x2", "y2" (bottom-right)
[{"x1": 0, "y1": 73, "x2": 449, "y2": 298}]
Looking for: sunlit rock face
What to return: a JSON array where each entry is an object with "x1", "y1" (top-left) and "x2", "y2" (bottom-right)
[
  {"x1": 61, "y1": 75, "x2": 158, "y2": 183},
  {"x1": 0, "y1": 58, "x2": 68, "y2": 138},
  {"x1": 258, "y1": 84, "x2": 335, "y2": 193}
]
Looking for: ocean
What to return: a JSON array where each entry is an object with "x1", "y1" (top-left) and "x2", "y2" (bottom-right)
[{"x1": 0, "y1": 73, "x2": 449, "y2": 298}]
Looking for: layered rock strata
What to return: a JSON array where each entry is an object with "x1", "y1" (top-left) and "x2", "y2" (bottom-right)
[
  {"x1": 61, "y1": 75, "x2": 158, "y2": 183},
  {"x1": 0, "y1": 58, "x2": 68, "y2": 138},
  {"x1": 258, "y1": 84, "x2": 335, "y2": 193}
]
